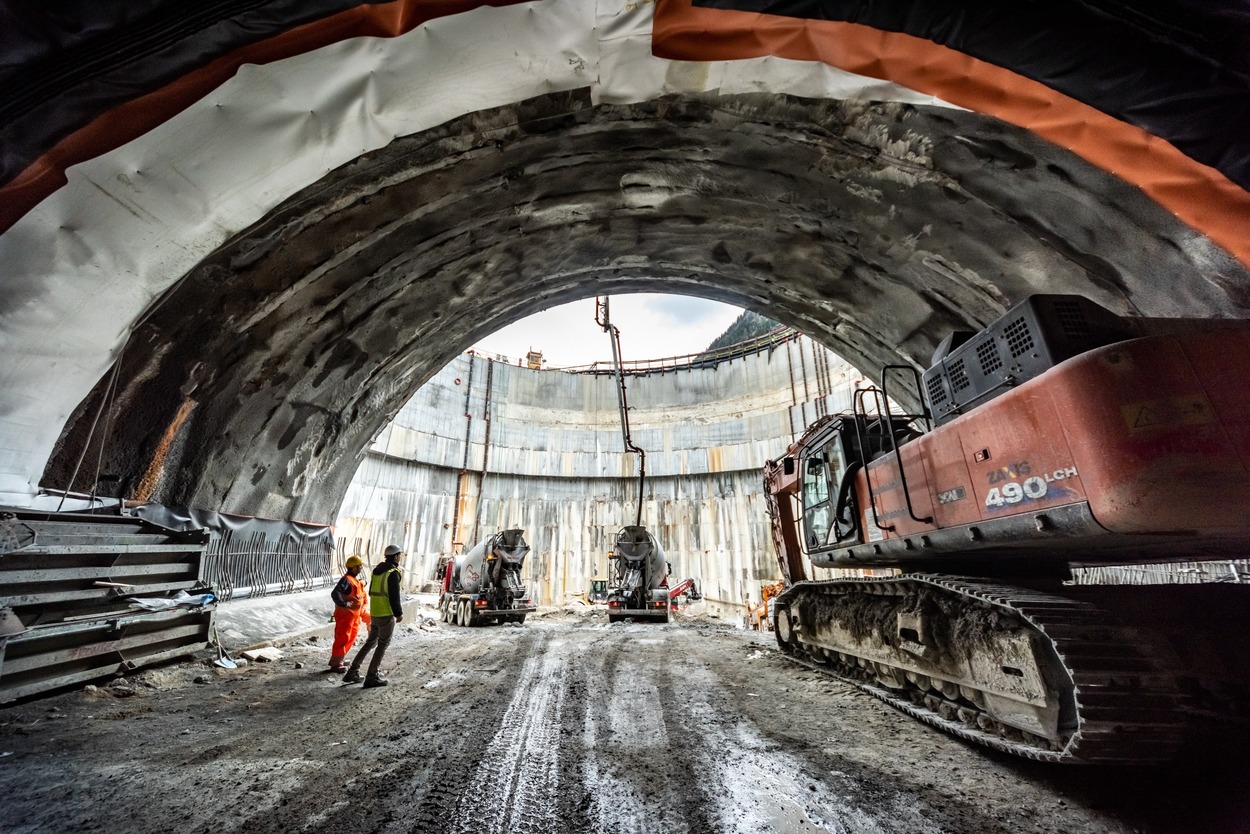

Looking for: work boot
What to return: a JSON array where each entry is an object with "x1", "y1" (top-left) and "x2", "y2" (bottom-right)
[
  {"x1": 362, "y1": 675, "x2": 389, "y2": 689},
  {"x1": 342, "y1": 669, "x2": 363, "y2": 684}
]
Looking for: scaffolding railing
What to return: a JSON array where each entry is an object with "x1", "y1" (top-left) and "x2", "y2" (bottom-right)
[{"x1": 476, "y1": 326, "x2": 799, "y2": 375}]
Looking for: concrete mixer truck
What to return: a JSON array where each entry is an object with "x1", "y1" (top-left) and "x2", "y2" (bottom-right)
[
  {"x1": 438, "y1": 529, "x2": 536, "y2": 627},
  {"x1": 606, "y1": 525, "x2": 671, "y2": 623}
]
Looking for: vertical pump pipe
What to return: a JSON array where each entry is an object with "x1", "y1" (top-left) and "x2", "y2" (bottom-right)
[
  {"x1": 450, "y1": 352, "x2": 477, "y2": 552},
  {"x1": 596, "y1": 297, "x2": 646, "y2": 528},
  {"x1": 471, "y1": 358, "x2": 495, "y2": 545}
]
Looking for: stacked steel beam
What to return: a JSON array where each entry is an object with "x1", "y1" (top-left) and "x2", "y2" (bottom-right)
[{"x1": 0, "y1": 510, "x2": 213, "y2": 703}]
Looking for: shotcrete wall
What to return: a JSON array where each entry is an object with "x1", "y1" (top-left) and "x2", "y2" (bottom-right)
[{"x1": 335, "y1": 335, "x2": 861, "y2": 616}]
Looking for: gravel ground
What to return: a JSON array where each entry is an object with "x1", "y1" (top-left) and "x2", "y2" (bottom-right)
[{"x1": 1, "y1": 606, "x2": 1248, "y2": 834}]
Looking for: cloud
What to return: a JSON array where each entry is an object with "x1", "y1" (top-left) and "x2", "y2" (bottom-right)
[
  {"x1": 472, "y1": 294, "x2": 742, "y2": 367},
  {"x1": 642, "y1": 294, "x2": 730, "y2": 326}
]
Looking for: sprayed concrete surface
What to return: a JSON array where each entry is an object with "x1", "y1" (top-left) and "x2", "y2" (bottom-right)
[
  {"x1": 40, "y1": 91, "x2": 1250, "y2": 524},
  {"x1": 2, "y1": 608, "x2": 1248, "y2": 834}
]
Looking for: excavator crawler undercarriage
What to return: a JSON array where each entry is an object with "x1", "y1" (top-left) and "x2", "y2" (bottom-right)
[{"x1": 772, "y1": 575, "x2": 1202, "y2": 763}]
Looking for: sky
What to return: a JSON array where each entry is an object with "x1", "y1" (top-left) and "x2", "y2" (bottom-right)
[{"x1": 471, "y1": 293, "x2": 745, "y2": 368}]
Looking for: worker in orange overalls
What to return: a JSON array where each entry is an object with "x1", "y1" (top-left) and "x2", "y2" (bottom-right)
[{"x1": 329, "y1": 555, "x2": 369, "y2": 672}]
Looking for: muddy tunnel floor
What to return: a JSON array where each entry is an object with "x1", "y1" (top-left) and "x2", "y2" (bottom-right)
[{"x1": 2, "y1": 608, "x2": 1248, "y2": 834}]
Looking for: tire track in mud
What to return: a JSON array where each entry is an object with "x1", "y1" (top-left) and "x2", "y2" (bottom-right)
[
  {"x1": 440, "y1": 631, "x2": 568, "y2": 834},
  {"x1": 237, "y1": 630, "x2": 524, "y2": 834},
  {"x1": 581, "y1": 632, "x2": 674, "y2": 833},
  {"x1": 672, "y1": 657, "x2": 947, "y2": 834},
  {"x1": 578, "y1": 624, "x2": 720, "y2": 834},
  {"x1": 654, "y1": 655, "x2": 726, "y2": 834},
  {"x1": 6, "y1": 618, "x2": 1191, "y2": 834}
]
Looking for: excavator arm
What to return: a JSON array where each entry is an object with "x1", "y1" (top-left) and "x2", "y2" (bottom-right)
[{"x1": 667, "y1": 577, "x2": 701, "y2": 600}]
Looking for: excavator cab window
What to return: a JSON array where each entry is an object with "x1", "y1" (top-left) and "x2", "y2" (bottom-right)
[{"x1": 800, "y1": 433, "x2": 848, "y2": 552}]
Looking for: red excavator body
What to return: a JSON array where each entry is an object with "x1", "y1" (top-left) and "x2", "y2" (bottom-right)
[{"x1": 764, "y1": 295, "x2": 1250, "y2": 762}]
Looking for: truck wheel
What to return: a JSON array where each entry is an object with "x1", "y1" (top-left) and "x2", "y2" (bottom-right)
[
  {"x1": 457, "y1": 601, "x2": 468, "y2": 627},
  {"x1": 515, "y1": 613, "x2": 527, "y2": 625},
  {"x1": 440, "y1": 600, "x2": 450, "y2": 623}
]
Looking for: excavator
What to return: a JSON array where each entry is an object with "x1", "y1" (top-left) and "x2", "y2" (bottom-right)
[
  {"x1": 667, "y1": 576, "x2": 702, "y2": 612},
  {"x1": 765, "y1": 294, "x2": 1250, "y2": 763}
]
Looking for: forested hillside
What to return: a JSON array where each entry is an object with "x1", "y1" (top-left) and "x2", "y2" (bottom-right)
[{"x1": 702, "y1": 310, "x2": 783, "y2": 353}]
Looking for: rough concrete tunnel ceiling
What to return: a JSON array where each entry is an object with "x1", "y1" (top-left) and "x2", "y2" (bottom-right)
[{"x1": 1, "y1": 0, "x2": 1248, "y2": 523}]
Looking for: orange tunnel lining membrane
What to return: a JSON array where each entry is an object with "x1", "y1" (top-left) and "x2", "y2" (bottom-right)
[
  {"x1": 3, "y1": 0, "x2": 1249, "y2": 275},
  {"x1": 0, "y1": 0, "x2": 523, "y2": 236},
  {"x1": 652, "y1": 0, "x2": 1250, "y2": 273}
]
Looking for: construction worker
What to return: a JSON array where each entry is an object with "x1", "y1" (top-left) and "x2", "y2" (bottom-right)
[
  {"x1": 343, "y1": 544, "x2": 404, "y2": 688},
  {"x1": 328, "y1": 555, "x2": 369, "y2": 672}
]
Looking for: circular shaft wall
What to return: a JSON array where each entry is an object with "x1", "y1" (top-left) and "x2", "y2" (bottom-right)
[{"x1": 335, "y1": 337, "x2": 858, "y2": 610}]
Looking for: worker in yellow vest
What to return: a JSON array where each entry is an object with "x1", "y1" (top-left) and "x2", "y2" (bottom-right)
[{"x1": 343, "y1": 545, "x2": 404, "y2": 688}]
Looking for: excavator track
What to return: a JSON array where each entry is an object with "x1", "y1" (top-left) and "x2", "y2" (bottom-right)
[{"x1": 772, "y1": 575, "x2": 1188, "y2": 763}]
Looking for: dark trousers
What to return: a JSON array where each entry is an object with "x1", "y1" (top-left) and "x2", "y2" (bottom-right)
[{"x1": 348, "y1": 615, "x2": 396, "y2": 680}]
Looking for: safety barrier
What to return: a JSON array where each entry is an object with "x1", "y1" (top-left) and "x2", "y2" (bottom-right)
[
  {"x1": 132, "y1": 505, "x2": 336, "y2": 603},
  {"x1": 202, "y1": 529, "x2": 334, "y2": 602}
]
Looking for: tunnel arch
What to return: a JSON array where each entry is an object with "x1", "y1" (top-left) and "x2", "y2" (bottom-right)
[
  {"x1": 1, "y1": 0, "x2": 1248, "y2": 518},
  {"x1": 44, "y1": 90, "x2": 1250, "y2": 523}
]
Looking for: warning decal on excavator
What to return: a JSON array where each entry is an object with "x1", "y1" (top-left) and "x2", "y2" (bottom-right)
[{"x1": 1122, "y1": 396, "x2": 1213, "y2": 433}]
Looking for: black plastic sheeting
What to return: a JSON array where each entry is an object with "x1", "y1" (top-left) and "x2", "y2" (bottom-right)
[
  {"x1": 0, "y1": 0, "x2": 390, "y2": 187},
  {"x1": 695, "y1": 0, "x2": 1250, "y2": 190},
  {"x1": 131, "y1": 502, "x2": 335, "y2": 548}
]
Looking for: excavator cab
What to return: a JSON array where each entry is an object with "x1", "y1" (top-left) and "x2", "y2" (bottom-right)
[
  {"x1": 800, "y1": 439, "x2": 846, "y2": 550},
  {"x1": 796, "y1": 409, "x2": 925, "y2": 556}
]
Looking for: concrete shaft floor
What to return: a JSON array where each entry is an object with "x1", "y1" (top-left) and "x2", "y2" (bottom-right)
[{"x1": 2, "y1": 613, "x2": 1247, "y2": 834}]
